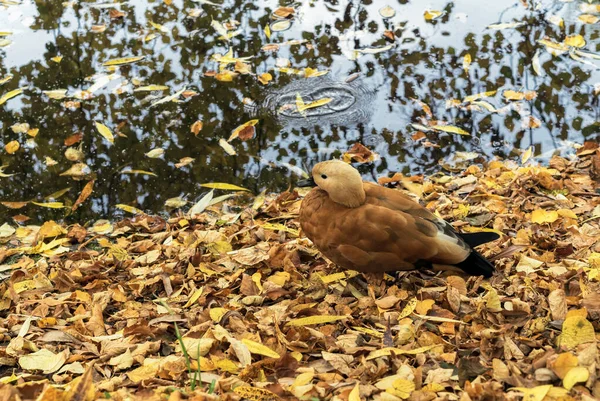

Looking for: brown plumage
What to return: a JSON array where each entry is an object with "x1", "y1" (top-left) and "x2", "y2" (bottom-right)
[{"x1": 298, "y1": 160, "x2": 498, "y2": 277}]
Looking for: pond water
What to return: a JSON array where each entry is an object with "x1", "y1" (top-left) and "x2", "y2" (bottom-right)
[{"x1": 0, "y1": 0, "x2": 599, "y2": 223}]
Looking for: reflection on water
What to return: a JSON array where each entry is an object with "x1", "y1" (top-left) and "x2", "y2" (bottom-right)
[{"x1": 0, "y1": 0, "x2": 599, "y2": 222}]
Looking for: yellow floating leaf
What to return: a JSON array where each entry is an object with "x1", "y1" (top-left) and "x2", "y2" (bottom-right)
[
  {"x1": 562, "y1": 366, "x2": 589, "y2": 390},
  {"x1": 531, "y1": 209, "x2": 559, "y2": 224},
  {"x1": 228, "y1": 119, "x2": 259, "y2": 141},
  {"x1": 264, "y1": 24, "x2": 271, "y2": 39},
  {"x1": 102, "y1": 56, "x2": 145, "y2": 66},
  {"x1": 145, "y1": 148, "x2": 164, "y2": 158},
  {"x1": 286, "y1": 315, "x2": 348, "y2": 326},
  {"x1": 298, "y1": 97, "x2": 332, "y2": 112},
  {"x1": 578, "y1": 14, "x2": 599, "y2": 24},
  {"x1": 558, "y1": 315, "x2": 596, "y2": 349},
  {"x1": 521, "y1": 146, "x2": 533, "y2": 164},
  {"x1": 258, "y1": 72, "x2": 272, "y2": 85},
  {"x1": 219, "y1": 138, "x2": 236, "y2": 155},
  {"x1": 51, "y1": 55, "x2": 63, "y2": 63},
  {"x1": 31, "y1": 202, "x2": 66, "y2": 209},
  {"x1": 115, "y1": 204, "x2": 144, "y2": 214},
  {"x1": 424, "y1": 10, "x2": 444, "y2": 20},
  {"x1": 164, "y1": 197, "x2": 187, "y2": 208},
  {"x1": 430, "y1": 125, "x2": 470, "y2": 136},
  {"x1": 200, "y1": 182, "x2": 249, "y2": 191},
  {"x1": 191, "y1": 120, "x2": 203, "y2": 136},
  {"x1": 398, "y1": 297, "x2": 417, "y2": 319},
  {"x1": 463, "y1": 54, "x2": 471, "y2": 73},
  {"x1": 0, "y1": 74, "x2": 13, "y2": 85},
  {"x1": 94, "y1": 122, "x2": 114, "y2": 144},
  {"x1": 270, "y1": 20, "x2": 291, "y2": 32},
  {"x1": 5, "y1": 140, "x2": 19, "y2": 154},
  {"x1": 379, "y1": 5, "x2": 395, "y2": 18},
  {"x1": 0, "y1": 88, "x2": 23, "y2": 106},
  {"x1": 134, "y1": 85, "x2": 169, "y2": 92},
  {"x1": 564, "y1": 35, "x2": 585, "y2": 48},
  {"x1": 121, "y1": 169, "x2": 157, "y2": 176},
  {"x1": 241, "y1": 339, "x2": 281, "y2": 359}
]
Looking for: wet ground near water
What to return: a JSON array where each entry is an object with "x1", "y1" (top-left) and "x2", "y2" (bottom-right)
[{"x1": 0, "y1": 0, "x2": 599, "y2": 222}]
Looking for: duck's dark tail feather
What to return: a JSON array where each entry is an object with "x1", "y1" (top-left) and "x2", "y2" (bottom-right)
[
  {"x1": 459, "y1": 232, "x2": 500, "y2": 248},
  {"x1": 454, "y1": 250, "x2": 495, "y2": 277}
]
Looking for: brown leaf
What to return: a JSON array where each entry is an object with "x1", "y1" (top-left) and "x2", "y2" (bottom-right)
[{"x1": 72, "y1": 180, "x2": 95, "y2": 211}]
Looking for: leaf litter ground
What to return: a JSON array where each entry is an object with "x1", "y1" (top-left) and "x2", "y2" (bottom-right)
[{"x1": 0, "y1": 143, "x2": 599, "y2": 401}]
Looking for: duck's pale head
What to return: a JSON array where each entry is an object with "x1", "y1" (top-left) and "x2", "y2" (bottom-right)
[{"x1": 307, "y1": 160, "x2": 366, "y2": 208}]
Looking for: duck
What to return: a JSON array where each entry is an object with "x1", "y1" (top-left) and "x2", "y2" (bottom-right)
[{"x1": 297, "y1": 160, "x2": 499, "y2": 277}]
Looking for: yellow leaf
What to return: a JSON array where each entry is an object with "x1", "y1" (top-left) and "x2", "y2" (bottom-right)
[
  {"x1": 564, "y1": 35, "x2": 585, "y2": 48},
  {"x1": 145, "y1": 148, "x2": 164, "y2": 158},
  {"x1": 95, "y1": 122, "x2": 114, "y2": 144},
  {"x1": 553, "y1": 352, "x2": 578, "y2": 379},
  {"x1": 121, "y1": 169, "x2": 157, "y2": 176},
  {"x1": 578, "y1": 14, "x2": 599, "y2": 24},
  {"x1": 5, "y1": 140, "x2": 19, "y2": 154},
  {"x1": 483, "y1": 286, "x2": 502, "y2": 312},
  {"x1": 219, "y1": 138, "x2": 236, "y2": 155},
  {"x1": 182, "y1": 286, "x2": 203, "y2": 308},
  {"x1": 209, "y1": 307, "x2": 228, "y2": 322},
  {"x1": 51, "y1": 55, "x2": 63, "y2": 63},
  {"x1": 264, "y1": 24, "x2": 271, "y2": 39},
  {"x1": 270, "y1": 20, "x2": 291, "y2": 32},
  {"x1": 513, "y1": 385, "x2": 551, "y2": 401},
  {"x1": 233, "y1": 386, "x2": 279, "y2": 401},
  {"x1": 102, "y1": 56, "x2": 145, "y2": 66},
  {"x1": 260, "y1": 222, "x2": 299, "y2": 236},
  {"x1": 424, "y1": 10, "x2": 444, "y2": 20},
  {"x1": 398, "y1": 297, "x2": 417, "y2": 319},
  {"x1": 286, "y1": 315, "x2": 348, "y2": 326},
  {"x1": 39, "y1": 220, "x2": 66, "y2": 238},
  {"x1": 389, "y1": 379, "x2": 415, "y2": 399},
  {"x1": 366, "y1": 345, "x2": 440, "y2": 360},
  {"x1": 531, "y1": 209, "x2": 559, "y2": 224},
  {"x1": 463, "y1": 90, "x2": 497, "y2": 103},
  {"x1": 215, "y1": 71, "x2": 237, "y2": 82},
  {"x1": 228, "y1": 119, "x2": 259, "y2": 141},
  {"x1": 521, "y1": 146, "x2": 533, "y2": 164},
  {"x1": 115, "y1": 204, "x2": 144, "y2": 214},
  {"x1": 0, "y1": 88, "x2": 23, "y2": 106},
  {"x1": 191, "y1": 120, "x2": 203, "y2": 136},
  {"x1": 19, "y1": 349, "x2": 67, "y2": 374},
  {"x1": 298, "y1": 97, "x2": 333, "y2": 112},
  {"x1": 430, "y1": 125, "x2": 470, "y2": 136},
  {"x1": 558, "y1": 315, "x2": 596, "y2": 349},
  {"x1": 0, "y1": 74, "x2": 13, "y2": 85},
  {"x1": 200, "y1": 182, "x2": 249, "y2": 191},
  {"x1": 241, "y1": 339, "x2": 280, "y2": 359},
  {"x1": 463, "y1": 54, "x2": 471, "y2": 73},
  {"x1": 134, "y1": 85, "x2": 169, "y2": 92},
  {"x1": 557, "y1": 209, "x2": 577, "y2": 219},
  {"x1": 349, "y1": 383, "x2": 362, "y2": 401},
  {"x1": 31, "y1": 201, "x2": 66, "y2": 209},
  {"x1": 320, "y1": 272, "x2": 346, "y2": 284},
  {"x1": 258, "y1": 72, "x2": 272, "y2": 85},
  {"x1": 562, "y1": 366, "x2": 589, "y2": 390},
  {"x1": 416, "y1": 299, "x2": 435, "y2": 315}
]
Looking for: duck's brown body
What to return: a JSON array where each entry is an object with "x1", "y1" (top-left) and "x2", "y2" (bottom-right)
[{"x1": 300, "y1": 182, "x2": 490, "y2": 274}]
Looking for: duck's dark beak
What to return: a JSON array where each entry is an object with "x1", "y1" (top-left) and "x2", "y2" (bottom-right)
[{"x1": 297, "y1": 176, "x2": 316, "y2": 187}]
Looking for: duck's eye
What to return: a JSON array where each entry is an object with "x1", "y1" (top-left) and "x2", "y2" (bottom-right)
[{"x1": 321, "y1": 174, "x2": 328, "y2": 179}]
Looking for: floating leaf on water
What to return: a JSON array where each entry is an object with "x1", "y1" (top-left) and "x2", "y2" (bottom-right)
[
  {"x1": 91, "y1": 24, "x2": 107, "y2": 33},
  {"x1": 51, "y1": 55, "x2": 63, "y2": 63},
  {"x1": 0, "y1": 39, "x2": 11, "y2": 48},
  {"x1": 193, "y1": 0, "x2": 224, "y2": 6},
  {"x1": 430, "y1": 125, "x2": 470, "y2": 136},
  {"x1": 0, "y1": 31, "x2": 12, "y2": 37},
  {"x1": 573, "y1": 49, "x2": 600, "y2": 60},
  {"x1": 304, "y1": 67, "x2": 329, "y2": 78},
  {"x1": 94, "y1": 122, "x2": 114, "y2": 144},
  {"x1": 229, "y1": 119, "x2": 259, "y2": 141},
  {"x1": 116, "y1": 204, "x2": 144, "y2": 214},
  {"x1": 298, "y1": 97, "x2": 333, "y2": 112},
  {"x1": 151, "y1": 87, "x2": 186, "y2": 107},
  {"x1": 503, "y1": 90, "x2": 537, "y2": 101},
  {"x1": 60, "y1": 163, "x2": 91, "y2": 178},
  {"x1": 546, "y1": 15, "x2": 563, "y2": 28},
  {"x1": 463, "y1": 54, "x2": 471, "y2": 73},
  {"x1": 532, "y1": 49, "x2": 543, "y2": 76},
  {"x1": 43, "y1": 89, "x2": 68, "y2": 100},
  {"x1": 379, "y1": 5, "x2": 395, "y2": 18},
  {"x1": 219, "y1": 138, "x2": 236, "y2": 155},
  {"x1": 5, "y1": 141, "x2": 19, "y2": 154},
  {"x1": 211, "y1": 20, "x2": 229, "y2": 38},
  {"x1": 72, "y1": 180, "x2": 94, "y2": 211},
  {"x1": 175, "y1": 157, "x2": 195, "y2": 168},
  {"x1": 133, "y1": 85, "x2": 169, "y2": 92},
  {"x1": 0, "y1": 165, "x2": 15, "y2": 177},
  {"x1": 191, "y1": 120, "x2": 203, "y2": 136},
  {"x1": 521, "y1": 146, "x2": 533, "y2": 164},
  {"x1": 200, "y1": 182, "x2": 249, "y2": 191},
  {"x1": 0, "y1": 74, "x2": 13, "y2": 85},
  {"x1": 11, "y1": 123, "x2": 29, "y2": 133},
  {"x1": 357, "y1": 44, "x2": 394, "y2": 54},
  {"x1": 487, "y1": 21, "x2": 525, "y2": 29},
  {"x1": 270, "y1": 20, "x2": 292, "y2": 32},
  {"x1": 45, "y1": 187, "x2": 71, "y2": 200},
  {"x1": 45, "y1": 157, "x2": 58, "y2": 167},
  {"x1": 145, "y1": 148, "x2": 164, "y2": 158},
  {"x1": 165, "y1": 197, "x2": 187, "y2": 208},
  {"x1": 264, "y1": 24, "x2": 271, "y2": 39},
  {"x1": 102, "y1": 56, "x2": 145, "y2": 66},
  {"x1": 578, "y1": 14, "x2": 599, "y2": 24},
  {"x1": 121, "y1": 169, "x2": 157, "y2": 176},
  {"x1": 32, "y1": 201, "x2": 66, "y2": 209},
  {"x1": 258, "y1": 72, "x2": 272, "y2": 85},
  {"x1": 149, "y1": 21, "x2": 168, "y2": 33},
  {"x1": 189, "y1": 190, "x2": 213, "y2": 215},
  {"x1": 215, "y1": 71, "x2": 238, "y2": 82},
  {"x1": 564, "y1": 34, "x2": 585, "y2": 48},
  {"x1": 579, "y1": 3, "x2": 600, "y2": 13},
  {"x1": 0, "y1": 88, "x2": 24, "y2": 106},
  {"x1": 272, "y1": 6, "x2": 295, "y2": 19},
  {"x1": 424, "y1": 10, "x2": 444, "y2": 20}
]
